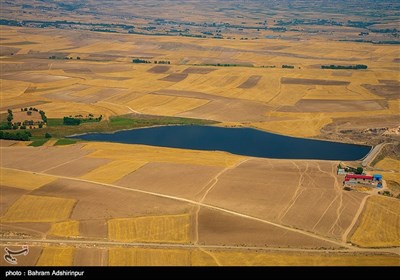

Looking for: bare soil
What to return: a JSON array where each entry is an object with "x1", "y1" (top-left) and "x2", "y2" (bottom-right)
[
  {"x1": 281, "y1": 77, "x2": 350, "y2": 86},
  {"x1": 198, "y1": 208, "x2": 340, "y2": 248},
  {"x1": 147, "y1": 65, "x2": 171, "y2": 74},
  {"x1": 238, "y1": 75, "x2": 262, "y2": 89},
  {"x1": 31, "y1": 178, "x2": 192, "y2": 220},
  {"x1": 116, "y1": 162, "x2": 223, "y2": 200},
  {"x1": 279, "y1": 99, "x2": 385, "y2": 112},
  {"x1": 159, "y1": 73, "x2": 188, "y2": 82}
]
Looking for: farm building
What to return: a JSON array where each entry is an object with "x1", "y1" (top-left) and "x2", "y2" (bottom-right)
[
  {"x1": 344, "y1": 174, "x2": 373, "y2": 184},
  {"x1": 343, "y1": 174, "x2": 383, "y2": 187}
]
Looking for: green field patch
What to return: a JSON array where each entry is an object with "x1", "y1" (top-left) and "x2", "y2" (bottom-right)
[
  {"x1": 29, "y1": 139, "x2": 49, "y2": 147},
  {"x1": 54, "y1": 139, "x2": 77, "y2": 146}
]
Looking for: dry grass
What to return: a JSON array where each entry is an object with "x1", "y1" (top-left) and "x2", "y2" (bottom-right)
[
  {"x1": 48, "y1": 220, "x2": 80, "y2": 237},
  {"x1": 83, "y1": 142, "x2": 244, "y2": 168},
  {"x1": 0, "y1": 168, "x2": 56, "y2": 190},
  {"x1": 375, "y1": 158, "x2": 400, "y2": 172},
  {"x1": 36, "y1": 247, "x2": 74, "y2": 266},
  {"x1": 108, "y1": 214, "x2": 191, "y2": 243},
  {"x1": 126, "y1": 94, "x2": 209, "y2": 116},
  {"x1": 109, "y1": 248, "x2": 191, "y2": 266},
  {"x1": 1, "y1": 195, "x2": 76, "y2": 223},
  {"x1": 351, "y1": 196, "x2": 400, "y2": 247},
  {"x1": 252, "y1": 116, "x2": 332, "y2": 137},
  {"x1": 80, "y1": 160, "x2": 147, "y2": 184}
]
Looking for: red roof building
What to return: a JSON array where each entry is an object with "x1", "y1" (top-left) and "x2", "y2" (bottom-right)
[{"x1": 344, "y1": 174, "x2": 373, "y2": 181}]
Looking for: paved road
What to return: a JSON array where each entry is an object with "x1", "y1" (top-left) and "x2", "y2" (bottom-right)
[{"x1": 362, "y1": 143, "x2": 386, "y2": 167}]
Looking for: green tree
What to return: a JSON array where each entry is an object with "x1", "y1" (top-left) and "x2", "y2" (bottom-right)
[{"x1": 355, "y1": 167, "x2": 364, "y2": 174}]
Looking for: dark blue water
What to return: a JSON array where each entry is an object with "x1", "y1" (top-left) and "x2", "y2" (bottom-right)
[{"x1": 70, "y1": 125, "x2": 371, "y2": 160}]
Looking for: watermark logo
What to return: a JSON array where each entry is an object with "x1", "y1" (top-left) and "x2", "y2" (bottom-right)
[{"x1": 4, "y1": 246, "x2": 29, "y2": 265}]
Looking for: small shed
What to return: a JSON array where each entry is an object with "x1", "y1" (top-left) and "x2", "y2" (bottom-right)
[{"x1": 373, "y1": 174, "x2": 382, "y2": 181}]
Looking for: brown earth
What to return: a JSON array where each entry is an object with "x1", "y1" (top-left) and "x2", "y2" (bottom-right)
[
  {"x1": 45, "y1": 157, "x2": 111, "y2": 177},
  {"x1": 238, "y1": 75, "x2": 262, "y2": 89},
  {"x1": 279, "y1": 99, "x2": 385, "y2": 113},
  {"x1": 0, "y1": 145, "x2": 90, "y2": 172},
  {"x1": 159, "y1": 73, "x2": 188, "y2": 82},
  {"x1": 0, "y1": 186, "x2": 28, "y2": 216},
  {"x1": 31, "y1": 178, "x2": 192, "y2": 220},
  {"x1": 203, "y1": 159, "x2": 366, "y2": 240},
  {"x1": 281, "y1": 77, "x2": 350, "y2": 86},
  {"x1": 362, "y1": 80, "x2": 400, "y2": 99},
  {"x1": 79, "y1": 219, "x2": 108, "y2": 239},
  {"x1": 73, "y1": 248, "x2": 108, "y2": 266},
  {"x1": 197, "y1": 208, "x2": 340, "y2": 248},
  {"x1": 147, "y1": 65, "x2": 171, "y2": 74},
  {"x1": 116, "y1": 162, "x2": 223, "y2": 200}
]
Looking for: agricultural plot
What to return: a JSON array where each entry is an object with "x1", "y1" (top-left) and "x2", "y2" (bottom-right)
[
  {"x1": 108, "y1": 214, "x2": 191, "y2": 243},
  {"x1": 0, "y1": 168, "x2": 56, "y2": 190},
  {"x1": 0, "y1": 195, "x2": 76, "y2": 223},
  {"x1": 351, "y1": 196, "x2": 400, "y2": 247}
]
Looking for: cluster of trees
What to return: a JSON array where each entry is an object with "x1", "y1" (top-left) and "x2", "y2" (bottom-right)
[
  {"x1": 0, "y1": 130, "x2": 31, "y2": 141},
  {"x1": 321, "y1": 64, "x2": 368, "y2": 70},
  {"x1": 63, "y1": 114, "x2": 102, "y2": 126},
  {"x1": 133, "y1": 59, "x2": 171, "y2": 64},
  {"x1": 63, "y1": 117, "x2": 82, "y2": 126},
  {"x1": 155, "y1": 60, "x2": 171, "y2": 64},
  {"x1": 0, "y1": 109, "x2": 14, "y2": 130},
  {"x1": 282, "y1": 65, "x2": 295, "y2": 69},
  {"x1": 132, "y1": 58, "x2": 152, "y2": 64},
  {"x1": 49, "y1": 56, "x2": 80, "y2": 60}
]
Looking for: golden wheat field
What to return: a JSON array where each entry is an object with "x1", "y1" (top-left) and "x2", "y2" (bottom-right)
[{"x1": 351, "y1": 196, "x2": 400, "y2": 247}]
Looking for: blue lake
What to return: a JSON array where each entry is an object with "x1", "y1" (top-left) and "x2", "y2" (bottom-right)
[{"x1": 70, "y1": 125, "x2": 371, "y2": 160}]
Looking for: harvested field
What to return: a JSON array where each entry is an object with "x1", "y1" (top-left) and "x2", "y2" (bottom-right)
[
  {"x1": 0, "y1": 186, "x2": 27, "y2": 216},
  {"x1": 127, "y1": 94, "x2": 209, "y2": 116},
  {"x1": 1, "y1": 72, "x2": 70, "y2": 83},
  {"x1": 195, "y1": 250, "x2": 399, "y2": 266},
  {"x1": 279, "y1": 99, "x2": 385, "y2": 112},
  {"x1": 0, "y1": 195, "x2": 76, "y2": 223},
  {"x1": 109, "y1": 248, "x2": 191, "y2": 266},
  {"x1": 45, "y1": 157, "x2": 111, "y2": 177},
  {"x1": 36, "y1": 246, "x2": 74, "y2": 266},
  {"x1": 31, "y1": 179, "x2": 192, "y2": 220},
  {"x1": 147, "y1": 65, "x2": 170, "y2": 74},
  {"x1": 48, "y1": 220, "x2": 80, "y2": 237},
  {"x1": 79, "y1": 220, "x2": 108, "y2": 239},
  {"x1": 108, "y1": 214, "x2": 191, "y2": 243},
  {"x1": 159, "y1": 73, "x2": 188, "y2": 82},
  {"x1": 281, "y1": 77, "x2": 350, "y2": 86},
  {"x1": 351, "y1": 196, "x2": 400, "y2": 247},
  {"x1": 362, "y1": 82, "x2": 400, "y2": 99},
  {"x1": 252, "y1": 117, "x2": 332, "y2": 137},
  {"x1": 73, "y1": 248, "x2": 108, "y2": 266},
  {"x1": 82, "y1": 142, "x2": 245, "y2": 168},
  {"x1": 0, "y1": 101, "x2": 49, "y2": 111},
  {"x1": 0, "y1": 168, "x2": 56, "y2": 190},
  {"x1": 116, "y1": 162, "x2": 223, "y2": 200},
  {"x1": 238, "y1": 75, "x2": 262, "y2": 89},
  {"x1": 375, "y1": 158, "x2": 400, "y2": 172},
  {"x1": 197, "y1": 208, "x2": 339, "y2": 248},
  {"x1": 80, "y1": 160, "x2": 147, "y2": 184},
  {"x1": 0, "y1": 144, "x2": 90, "y2": 172},
  {"x1": 203, "y1": 159, "x2": 366, "y2": 240},
  {"x1": 179, "y1": 99, "x2": 271, "y2": 122}
]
